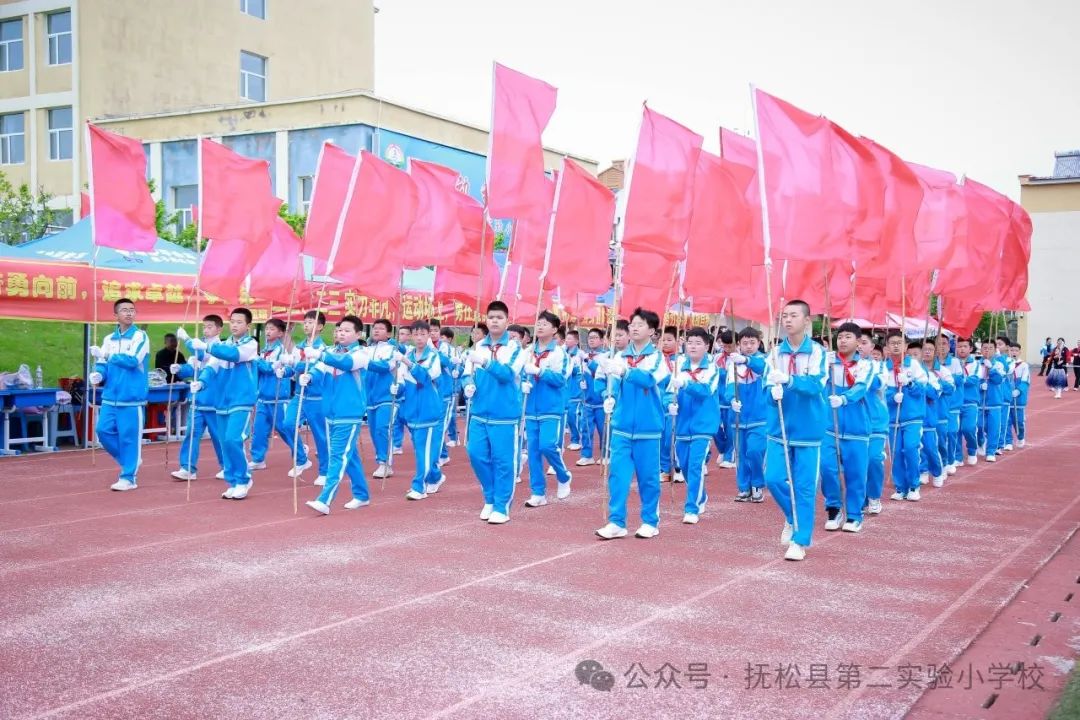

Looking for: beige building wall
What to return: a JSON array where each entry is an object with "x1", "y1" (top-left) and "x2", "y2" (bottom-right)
[
  {"x1": 0, "y1": 12, "x2": 27, "y2": 97},
  {"x1": 33, "y1": 104, "x2": 69, "y2": 191}
]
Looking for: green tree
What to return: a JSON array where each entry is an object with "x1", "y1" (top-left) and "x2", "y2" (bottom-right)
[
  {"x1": 278, "y1": 203, "x2": 307, "y2": 236},
  {"x1": 0, "y1": 171, "x2": 59, "y2": 245}
]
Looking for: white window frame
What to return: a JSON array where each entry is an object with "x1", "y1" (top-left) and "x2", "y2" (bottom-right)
[
  {"x1": 240, "y1": 0, "x2": 266, "y2": 19},
  {"x1": 298, "y1": 175, "x2": 313, "y2": 214},
  {"x1": 47, "y1": 107, "x2": 72, "y2": 161},
  {"x1": 46, "y1": 11, "x2": 71, "y2": 66},
  {"x1": 240, "y1": 51, "x2": 266, "y2": 102},
  {"x1": 0, "y1": 18, "x2": 24, "y2": 72},
  {"x1": 172, "y1": 185, "x2": 197, "y2": 232},
  {"x1": 0, "y1": 112, "x2": 24, "y2": 165}
]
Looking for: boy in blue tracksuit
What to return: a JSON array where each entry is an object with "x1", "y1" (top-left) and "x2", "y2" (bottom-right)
[
  {"x1": 89, "y1": 298, "x2": 149, "y2": 491},
  {"x1": 399, "y1": 321, "x2": 447, "y2": 500},
  {"x1": 820, "y1": 322, "x2": 872, "y2": 533},
  {"x1": 658, "y1": 325, "x2": 681, "y2": 482},
  {"x1": 392, "y1": 325, "x2": 412, "y2": 453},
  {"x1": 249, "y1": 318, "x2": 310, "y2": 476},
  {"x1": 953, "y1": 338, "x2": 983, "y2": 466},
  {"x1": 884, "y1": 335, "x2": 929, "y2": 502},
  {"x1": 671, "y1": 326, "x2": 721, "y2": 524},
  {"x1": 712, "y1": 330, "x2": 737, "y2": 469},
  {"x1": 977, "y1": 340, "x2": 1007, "y2": 462},
  {"x1": 463, "y1": 301, "x2": 526, "y2": 524},
  {"x1": 576, "y1": 328, "x2": 608, "y2": 467},
  {"x1": 918, "y1": 340, "x2": 948, "y2": 487},
  {"x1": 996, "y1": 337, "x2": 1014, "y2": 450},
  {"x1": 595, "y1": 308, "x2": 669, "y2": 540},
  {"x1": 763, "y1": 300, "x2": 828, "y2": 561},
  {"x1": 285, "y1": 310, "x2": 329, "y2": 486},
  {"x1": 191, "y1": 307, "x2": 258, "y2": 499},
  {"x1": 936, "y1": 335, "x2": 964, "y2": 475},
  {"x1": 302, "y1": 315, "x2": 371, "y2": 514},
  {"x1": 365, "y1": 319, "x2": 401, "y2": 480},
  {"x1": 858, "y1": 332, "x2": 889, "y2": 515},
  {"x1": 171, "y1": 314, "x2": 224, "y2": 482},
  {"x1": 436, "y1": 326, "x2": 460, "y2": 461},
  {"x1": 727, "y1": 327, "x2": 768, "y2": 503},
  {"x1": 564, "y1": 329, "x2": 585, "y2": 452},
  {"x1": 523, "y1": 311, "x2": 574, "y2": 507},
  {"x1": 1006, "y1": 342, "x2": 1030, "y2": 447}
]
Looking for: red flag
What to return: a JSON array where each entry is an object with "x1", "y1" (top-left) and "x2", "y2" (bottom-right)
[
  {"x1": 405, "y1": 158, "x2": 468, "y2": 269},
  {"x1": 199, "y1": 138, "x2": 278, "y2": 247},
  {"x1": 87, "y1": 124, "x2": 157, "y2": 252},
  {"x1": 248, "y1": 216, "x2": 303, "y2": 304},
  {"x1": 829, "y1": 122, "x2": 886, "y2": 265},
  {"x1": 198, "y1": 239, "x2": 250, "y2": 305},
  {"x1": 621, "y1": 106, "x2": 703, "y2": 261},
  {"x1": 80, "y1": 191, "x2": 90, "y2": 219},
  {"x1": 303, "y1": 142, "x2": 355, "y2": 261},
  {"x1": 433, "y1": 192, "x2": 498, "y2": 309},
  {"x1": 727, "y1": 265, "x2": 783, "y2": 326},
  {"x1": 998, "y1": 201, "x2": 1032, "y2": 311},
  {"x1": 544, "y1": 159, "x2": 615, "y2": 296},
  {"x1": 622, "y1": 248, "x2": 678, "y2": 290},
  {"x1": 501, "y1": 262, "x2": 553, "y2": 322},
  {"x1": 487, "y1": 62, "x2": 557, "y2": 220},
  {"x1": 558, "y1": 290, "x2": 598, "y2": 318},
  {"x1": 935, "y1": 179, "x2": 1011, "y2": 307},
  {"x1": 858, "y1": 138, "x2": 924, "y2": 277},
  {"x1": 620, "y1": 282, "x2": 672, "y2": 316},
  {"x1": 939, "y1": 295, "x2": 985, "y2": 338},
  {"x1": 327, "y1": 151, "x2": 419, "y2": 299},
  {"x1": 501, "y1": 174, "x2": 556, "y2": 294},
  {"x1": 909, "y1": 163, "x2": 967, "y2": 271}
]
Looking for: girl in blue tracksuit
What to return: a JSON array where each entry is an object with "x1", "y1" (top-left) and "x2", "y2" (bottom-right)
[
  {"x1": 89, "y1": 298, "x2": 149, "y2": 491},
  {"x1": 285, "y1": 310, "x2": 329, "y2": 485},
  {"x1": 193, "y1": 308, "x2": 258, "y2": 499},
  {"x1": 595, "y1": 308, "x2": 670, "y2": 541},
  {"x1": 365, "y1": 319, "x2": 401, "y2": 479},
  {"x1": 303, "y1": 315, "x2": 372, "y2": 514},
  {"x1": 1007, "y1": 343, "x2": 1030, "y2": 447},
  {"x1": 763, "y1": 301, "x2": 827, "y2": 561},
  {"x1": 727, "y1": 327, "x2": 768, "y2": 503},
  {"x1": 858, "y1": 332, "x2": 889, "y2": 514},
  {"x1": 400, "y1": 321, "x2": 446, "y2": 500},
  {"x1": 172, "y1": 314, "x2": 224, "y2": 481},
  {"x1": 672, "y1": 327, "x2": 721, "y2": 523},
  {"x1": 523, "y1": 311, "x2": 573, "y2": 506},
  {"x1": 250, "y1": 319, "x2": 309, "y2": 474},
  {"x1": 820, "y1": 322, "x2": 872, "y2": 532},
  {"x1": 954, "y1": 338, "x2": 983, "y2": 465},
  {"x1": 884, "y1": 337, "x2": 929, "y2": 501},
  {"x1": 463, "y1": 301, "x2": 526, "y2": 525},
  {"x1": 578, "y1": 329, "x2": 608, "y2": 465}
]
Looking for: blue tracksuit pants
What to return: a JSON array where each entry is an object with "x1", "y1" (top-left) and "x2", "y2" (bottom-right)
[
  {"x1": 285, "y1": 398, "x2": 328, "y2": 477},
  {"x1": 735, "y1": 425, "x2": 766, "y2": 493},
  {"x1": 409, "y1": 423, "x2": 443, "y2": 494},
  {"x1": 582, "y1": 405, "x2": 605, "y2": 460},
  {"x1": 439, "y1": 398, "x2": 455, "y2": 461},
  {"x1": 889, "y1": 422, "x2": 921, "y2": 495},
  {"x1": 1008, "y1": 405, "x2": 1026, "y2": 444},
  {"x1": 179, "y1": 407, "x2": 222, "y2": 473},
  {"x1": 250, "y1": 400, "x2": 308, "y2": 465},
  {"x1": 606, "y1": 432, "x2": 662, "y2": 529},
  {"x1": 467, "y1": 417, "x2": 520, "y2": 517},
  {"x1": 526, "y1": 417, "x2": 571, "y2": 497},
  {"x1": 367, "y1": 403, "x2": 393, "y2": 464},
  {"x1": 98, "y1": 404, "x2": 144, "y2": 484},
  {"x1": 866, "y1": 433, "x2": 887, "y2": 500},
  {"x1": 820, "y1": 434, "x2": 869, "y2": 523},
  {"x1": 316, "y1": 420, "x2": 368, "y2": 505},
  {"x1": 566, "y1": 399, "x2": 583, "y2": 446},
  {"x1": 220, "y1": 410, "x2": 253, "y2": 488},
  {"x1": 980, "y1": 406, "x2": 1002, "y2": 456},
  {"x1": 675, "y1": 436, "x2": 710, "y2": 515},
  {"x1": 393, "y1": 409, "x2": 406, "y2": 451},
  {"x1": 765, "y1": 440, "x2": 820, "y2": 547},
  {"x1": 959, "y1": 404, "x2": 979, "y2": 461},
  {"x1": 920, "y1": 426, "x2": 943, "y2": 478},
  {"x1": 661, "y1": 416, "x2": 675, "y2": 473}
]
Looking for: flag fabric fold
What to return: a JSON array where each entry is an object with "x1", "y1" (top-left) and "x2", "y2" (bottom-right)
[
  {"x1": 87, "y1": 124, "x2": 157, "y2": 252},
  {"x1": 544, "y1": 158, "x2": 615, "y2": 297}
]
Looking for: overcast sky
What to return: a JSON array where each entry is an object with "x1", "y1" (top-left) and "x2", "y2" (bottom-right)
[{"x1": 373, "y1": 0, "x2": 1079, "y2": 200}]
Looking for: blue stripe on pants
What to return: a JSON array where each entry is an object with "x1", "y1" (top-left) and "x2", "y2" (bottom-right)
[
  {"x1": 367, "y1": 404, "x2": 392, "y2": 464},
  {"x1": 317, "y1": 421, "x2": 369, "y2": 505},
  {"x1": 675, "y1": 436, "x2": 710, "y2": 515},
  {"x1": 409, "y1": 424, "x2": 443, "y2": 493}
]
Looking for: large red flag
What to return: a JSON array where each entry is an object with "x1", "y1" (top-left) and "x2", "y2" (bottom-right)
[
  {"x1": 405, "y1": 158, "x2": 468, "y2": 269},
  {"x1": 199, "y1": 138, "x2": 278, "y2": 247},
  {"x1": 544, "y1": 159, "x2": 615, "y2": 296},
  {"x1": 829, "y1": 122, "x2": 886, "y2": 265},
  {"x1": 621, "y1": 106, "x2": 703, "y2": 261},
  {"x1": 934, "y1": 179, "x2": 1011, "y2": 307},
  {"x1": 998, "y1": 201, "x2": 1032, "y2": 311},
  {"x1": 303, "y1": 142, "x2": 355, "y2": 261},
  {"x1": 909, "y1": 163, "x2": 967, "y2": 272},
  {"x1": 87, "y1": 124, "x2": 157, "y2": 252},
  {"x1": 727, "y1": 265, "x2": 783, "y2": 325},
  {"x1": 486, "y1": 62, "x2": 557, "y2": 220},
  {"x1": 858, "y1": 138, "x2": 924, "y2": 277},
  {"x1": 327, "y1": 151, "x2": 419, "y2": 299},
  {"x1": 434, "y1": 192, "x2": 498, "y2": 309},
  {"x1": 500, "y1": 174, "x2": 556, "y2": 296},
  {"x1": 198, "y1": 239, "x2": 249, "y2": 305},
  {"x1": 247, "y1": 216, "x2": 303, "y2": 304}
]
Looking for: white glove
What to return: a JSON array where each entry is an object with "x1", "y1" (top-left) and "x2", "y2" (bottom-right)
[
  {"x1": 524, "y1": 362, "x2": 540, "y2": 376},
  {"x1": 298, "y1": 373, "x2": 312, "y2": 387},
  {"x1": 980, "y1": 382, "x2": 988, "y2": 391},
  {"x1": 579, "y1": 380, "x2": 588, "y2": 390},
  {"x1": 897, "y1": 372, "x2": 911, "y2": 387},
  {"x1": 667, "y1": 402, "x2": 679, "y2": 416},
  {"x1": 730, "y1": 353, "x2": 747, "y2": 365},
  {"x1": 768, "y1": 369, "x2": 790, "y2": 386},
  {"x1": 390, "y1": 383, "x2": 400, "y2": 395},
  {"x1": 731, "y1": 399, "x2": 742, "y2": 413},
  {"x1": 770, "y1": 384, "x2": 784, "y2": 401},
  {"x1": 281, "y1": 352, "x2": 298, "y2": 367},
  {"x1": 606, "y1": 357, "x2": 626, "y2": 378},
  {"x1": 828, "y1": 395, "x2": 845, "y2": 409},
  {"x1": 189, "y1": 338, "x2": 207, "y2": 351},
  {"x1": 521, "y1": 381, "x2": 533, "y2": 395},
  {"x1": 603, "y1": 397, "x2": 616, "y2": 414},
  {"x1": 464, "y1": 384, "x2": 476, "y2": 399},
  {"x1": 169, "y1": 363, "x2": 182, "y2": 375},
  {"x1": 893, "y1": 391, "x2": 904, "y2": 404},
  {"x1": 274, "y1": 366, "x2": 286, "y2": 379},
  {"x1": 175, "y1": 326, "x2": 190, "y2": 342},
  {"x1": 88, "y1": 371, "x2": 103, "y2": 386},
  {"x1": 468, "y1": 349, "x2": 489, "y2": 368},
  {"x1": 89, "y1": 345, "x2": 105, "y2": 360},
  {"x1": 303, "y1": 346, "x2": 323, "y2": 361},
  {"x1": 1012, "y1": 388, "x2": 1020, "y2": 398},
  {"x1": 451, "y1": 369, "x2": 460, "y2": 379},
  {"x1": 669, "y1": 372, "x2": 687, "y2": 391},
  {"x1": 189, "y1": 380, "x2": 203, "y2": 393}
]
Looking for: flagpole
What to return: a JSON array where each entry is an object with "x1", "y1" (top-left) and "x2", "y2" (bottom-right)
[
  {"x1": 85, "y1": 122, "x2": 99, "y2": 466},
  {"x1": 823, "y1": 268, "x2": 844, "y2": 502},
  {"x1": 729, "y1": 298, "x2": 741, "y2": 477},
  {"x1": 751, "y1": 82, "x2": 798, "y2": 533},
  {"x1": 386, "y1": 270, "x2": 406, "y2": 489}
]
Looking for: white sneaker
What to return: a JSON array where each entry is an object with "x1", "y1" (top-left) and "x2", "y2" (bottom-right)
[
  {"x1": 313, "y1": 475, "x2": 326, "y2": 486},
  {"x1": 576, "y1": 457, "x2": 595, "y2": 466},
  {"x1": 842, "y1": 519, "x2": 863, "y2": 533},
  {"x1": 751, "y1": 488, "x2": 764, "y2": 503},
  {"x1": 867, "y1": 499, "x2": 882, "y2": 515},
  {"x1": 890, "y1": 491, "x2": 906, "y2": 501},
  {"x1": 595, "y1": 523, "x2": 627, "y2": 539},
  {"x1": 1018, "y1": 439, "x2": 1026, "y2": 448},
  {"x1": 672, "y1": 470, "x2": 685, "y2": 484},
  {"x1": 405, "y1": 490, "x2": 427, "y2": 501},
  {"x1": 221, "y1": 486, "x2": 236, "y2": 499},
  {"x1": 557, "y1": 475, "x2": 572, "y2": 500},
  {"x1": 479, "y1": 504, "x2": 494, "y2": 521},
  {"x1": 515, "y1": 476, "x2": 522, "y2": 484},
  {"x1": 372, "y1": 463, "x2": 392, "y2": 479},
  {"x1": 288, "y1": 460, "x2": 312, "y2": 478},
  {"x1": 110, "y1": 479, "x2": 136, "y2": 491},
  {"x1": 568, "y1": 443, "x2": 582, "y2": 451},
  {"x1": 735, "y1": 491, "x2": 752, "y2": 503},
  {"x1": 446, "y1": 440, "x2": 458, "y2": 448},
  {"x1": 986, "y1": 455, "x2": 996, "y2": 463},
  {"x1": 977, "y1": 445, "x2": 986, "y2": 457},
  {"x1": 393, "y1": 447, "x2": 404, "y2": 456},
  {"x1": 437, "y1": 457, "x2": 449, "y2": 467},
  {"x1": 718, "y1": 460, "x2": 736, "y2": 469},
  {"x1": 824, "y1": 510, "x2": 844, "y2": 531},
  {"x1": 425, "y1": 475, "x2": 446, "y2": 494},
  {"x1": 660, "y1": 472, "x2": 671, "y2": 483},
  {"x1": 305, "y1": 499, "x2": 330, "y2": 515},
  {"x1": 487, "y1": 511, "x2": 509, "y2": 524},
  {"x1": 524, "y1": 495, "x2": 548, "y2": 507},
  {"x1": 547, "y1": 466, "x2": 555, "y2": 476},
  {"x1": 599, "y1": 458, "x2": 609, "y2": 466},
  {"x1": 1003, "y1": 443, "x2": 1013, "y2": 451},
  {"x1": 344, "y1": 498, "x2": 370, "y2": 510},
  {"x1": 703, "y1": 464, "x2": 710, "y2": 475},
  {"x1": 785, "y1": 543, "x2": 806, "y2": 561},
  {"x1": 171, "y1": 469, "x2": 196, "y2": 481},
  {"x1": 946, "y1": 464, "x2": 957, "y2": 476},
  {"x1": 932, "y1": 474, "x2": 945, "y2": 488},
  {"x1": 966, "y1": 456, "x2": 978, "y2": 466},
  {"x1": 919, "y1": 472, "x2": 930, "y2": 485},
  {"x1": 634, "y1": 524, "x2": 659, "y2": 539},
  {"x1": 215, "y1": 470, "x2": 226, "y2": 480},
  {"x1": 780, "y1": 522, "x2": 794, "y2": 545},
  {"x1": 906, "y1": 489, "x2": 921, "y2": 501},
  {"x1": 682, "y1": 513, "x2": 699, "y2": 525},
  {"x1": 231, "y1": 483, "x2": 251, "y2": 500},
  {"x1": 248, "y1": 461, "x2": 266, "y2": 471}
]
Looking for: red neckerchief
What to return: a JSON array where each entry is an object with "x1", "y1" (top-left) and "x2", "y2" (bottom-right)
[
  {"x1": 715, "y1": 351, "x2": 728, "y2": 370},
  {"x1": 891, "y1": 356, "x2": 904, "y2": 385},
  {"x1": 627, "y1": 354, "x2": 647, "y2": 368},
  {"x1": 737, "y1": 364, "x2": 756, "y2": 381},
  {"x1": 788, "y1": 353, "x2": 799, "y2": 376},
  {"x1": 663, "y1": 351, "x2": 676, "y2": 372},
  {"x1": 961, "y1": 357, "x2": 970, "y2": 376},
  {"x1": 838, "y1": 354, "x2": 857, "y2": 387}
]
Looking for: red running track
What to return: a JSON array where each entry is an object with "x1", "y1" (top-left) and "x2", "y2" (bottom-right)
[{"x1": 1, "y1": 390, "x2": 1078, "y2": 719}]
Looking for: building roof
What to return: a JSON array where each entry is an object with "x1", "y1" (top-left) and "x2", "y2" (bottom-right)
[{"x1": 1021, "y1": 149, "x2": 1080, "y2": 185}]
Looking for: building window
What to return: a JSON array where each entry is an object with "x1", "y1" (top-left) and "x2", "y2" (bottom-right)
[
  {"x1": 240, "y1": 51, "x2": 266, "y2": 102},
  {"x1": 47, "y1": 11, "x2": 71, "y2": 66},
  {"x1": 0, "y1": 113, "x2": 25, "y2": 165},
  {"x1": 173, "y1": 185, "x2": 197, "y2": 232},
  {"x1": 298, "y1": 175, "x2": 313, "y2": 214},
  {"x1": 48, "y1": 107, "x2": 72, "y2": 160},
  {"x1": 240, "y1": 0, "x2": 266, "y2": 19},
  {"x1": 0, "y1": 19, "x2": 24, "y2": 72}
]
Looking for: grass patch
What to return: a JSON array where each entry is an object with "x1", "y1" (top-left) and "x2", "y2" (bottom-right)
[{"x1": 1049, "y1": 661, "x2": 1080, "y2": 720}]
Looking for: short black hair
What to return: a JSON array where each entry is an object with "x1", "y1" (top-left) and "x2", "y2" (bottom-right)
[
  {"x1": 567, "y1": 330, "x2": 579, "y2": 340},
  {"x1": 508, "y1": 324, "x2": 527, "y2": 336},
  {"x1": 556, "y1": 326, "x2": 566, "y2": 339},
  {"x1": 907, "y1": 340, "x2": 923, "y2": 351},
  {"x1": 956, "y1": 337, "x2": 972, "y2": 347},
  {"x1": 373, "y1": 319, "x2": 392, "y2": 334},
  {"x1": 164, "y1": 333, "x2": 177, "y2": 341},
  {"x1": 410, "y1": 320, "x2": 431, "y2": 333},
  {"x1": 873, "y1": 342, "x2": 885, "y2": 354},
  {"x1": 615, "y1": 319, "x2": 629, "y2": 333},
  {"x1": 886, "y1": 329, "x2": 905, "y2": 342},
  {"x1": 265, "y1": 318, "x2": 286, "y2": 333},
  {"x1": 203, "y1": 314, "x2": 224, "y2": 328},
  {"x1": 836, "y1": 322, "x2": 862, "y2": 339},
  {"x1": 113, "y1": 298, "x2": 135, "y2": 312},
  {"x1": 784, "y1": 299, "x2": 811, "y2": 318},
  {"x1": 738, "y1": 327, "x2": 762, "y2": 342},
  {"x1": 231, "y1": 307, "x2": 253, "y2": 324},
  {"x1": 304, "y1": 310, "x2": 327, "y2": 325},
  {"x1": 537, "y1": 310, "x2": 561, "y2": 329},
  {"x1": 588, "y1": 327, "x2": 606, "y2": 339},
  {"x1": 429, "y1": 318, "x2": 442, "y2": 329},
  {"x1": 718, "y1": 330, "x2": 734, "y2": 344},
  {"x1": 440, "y1": 327, "x2": 455, "y2": 341},
  {"x1": 486, "y1": 300, "x2": 509, "y2": 316},
  {"x1": 338, "y1": 315, "x2": 363, "y2": 332},
  {"x1": 663, "y1": 325, "x2": 678, "y2": 338},
  {"x1": 397, "y1": 326, "x2": 412, "y2": 335},
  {"x1": 630, "y1": 307, "x2": 660, "y2": 332},
  {"x1": 686, "y1": 326, "x2": 710, "y2": 343},
  {"x1": 1013, "y1": 342, "x2": 1022, "y2": 349},
  {"x1": 474, "y1": 322, "x2": 488, "y2": 335}
]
